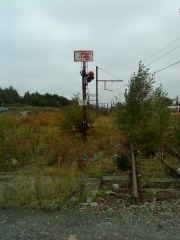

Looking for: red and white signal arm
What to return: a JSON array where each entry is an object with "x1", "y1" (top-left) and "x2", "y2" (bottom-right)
[{"x1": 74, "y1": 50, "x2": 93, "y2": 62}]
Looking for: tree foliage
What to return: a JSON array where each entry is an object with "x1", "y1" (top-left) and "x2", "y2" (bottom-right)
[
  {"x1": 168, "y1": 113, "x2": 180, "y2": 151},
  {"x1": 0, "y1": 86, "x2": 21, "y2": 105},
  {"x1": 116, "y1": 62, "x2": 172, "y2": 153},
  {"x1": 0, "y1": 86, "x2": 70, "y2": 107}
]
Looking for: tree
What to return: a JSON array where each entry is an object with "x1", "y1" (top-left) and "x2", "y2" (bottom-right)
[
  {"x1": 170, "y1": 114, "x2": 180, "y2": 151},
  {"x1": 116, "y1": 62, "x2": 155, "y2": 141},
  {"x1": 116, "y1": 62, "x2": 172, "y2": 154},
  {"x1": 0, "y1": 86, "x2": 21, "y2": 105}
]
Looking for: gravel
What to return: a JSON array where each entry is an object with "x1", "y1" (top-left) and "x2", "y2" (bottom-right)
[{"x1": 0, "y1": 199, "x2": 180, "y2": 240}]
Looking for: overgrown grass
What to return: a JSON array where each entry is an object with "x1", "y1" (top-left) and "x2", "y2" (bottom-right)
[
  {"x1": 0, "y1": 162, "x2": 81, "y2": 209},
  {"x1": 137, "y1": 156, "x2": 166, "y2": 187},
  {"x1": 91, "y1": 114, "x2": 125, "y2": 156},
  {"x1": 0, "y1": 111, "x2": 124, "y2": 209}
]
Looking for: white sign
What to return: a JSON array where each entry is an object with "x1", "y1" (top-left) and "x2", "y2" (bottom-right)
[{"x1": 74, "y1": 50, "x2": 93, "y2": 62}]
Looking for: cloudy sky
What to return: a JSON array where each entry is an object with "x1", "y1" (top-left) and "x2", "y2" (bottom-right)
[{"x1": 0, "y1": 0, "x2": 179, "y2": 105}]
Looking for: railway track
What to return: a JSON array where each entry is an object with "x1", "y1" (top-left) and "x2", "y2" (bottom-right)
[
  {"x1": 130, "y1": 143, "x2": 139, "y2": 204},
  {"x1": 165, "y1": 144, "x2": 180, "y2": 160},
  {"x1": 135, "y1": 150, "x2": 180, "y2": 204},
  {"x1": 97, "y1": 144, "x2": 139, "y2": 208},
  {"x1": 0, "y1": 141, "x2": 179, "y2": 212},
  {"x1": 130, "y1": 142, "x2": 180, "y2": 204},
  {"x1": 98, "y1": 143, "x2": 180, "y2": 210},
  {"x1": 158, "y1": 155, "x2": 180, "y2": 180}
]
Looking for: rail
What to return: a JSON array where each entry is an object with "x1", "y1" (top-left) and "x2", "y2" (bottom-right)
[
  {"x1": 130, "y1": 143, "x2": 139, "y2": 204},
  {"x1": 158, "y1": 155, "x2": 180, "y2": 180},
  {"x1": 165, "y1": 144, "x2": 180, "y2": 160}
]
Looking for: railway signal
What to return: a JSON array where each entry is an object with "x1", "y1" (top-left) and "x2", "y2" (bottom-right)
[
  {"x1": 74, "y1": 50, "x2": 94, "y2": 141},
  {"x1": 87, "y1": 71, "x2": 94, "y2": 82}
]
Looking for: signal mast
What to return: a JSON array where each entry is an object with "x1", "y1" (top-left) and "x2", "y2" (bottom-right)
[{"x1": 74, "y1": 50, "x2": 94, "y2": 141}]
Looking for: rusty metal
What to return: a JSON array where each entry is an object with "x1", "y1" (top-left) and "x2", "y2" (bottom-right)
[
  {"x1": 158, "y1": 155, "x2": 180, "y2": 180},
  {"x1": 130, "y1": 143, "x2": 139, "y2": 205},
  {"x1": 81, "y1": 62, "x2": 88, "y2": 141}
]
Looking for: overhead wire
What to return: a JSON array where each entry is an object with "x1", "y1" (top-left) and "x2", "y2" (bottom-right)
[
  {"x1": 98, "y1": 67, "x2": 120, "y2": 80},
  {"x1": 146, "y1": 44, "x2": 180, "y2": 67},
  {"x1": 144, "y1": 36, "x2": 180, "y2": 62},
  {"x1": 100, "y1": 84, "x2": 128, "y2": 98},
  {"x1": 117, "y1": 36, "x2": 180, "y2": 78},
  {"x1": 98, "y1": 67, "x2": 123, "y2": 96},
  {"x1": 154, "y1": 60, "x2": 180, "y2": 73},
  {"x1": 94, "y1": 36, "x2": 180, "y2": 104},
  {"x1": 99, "y1": 59, "x2": 180, "y2": 102}
]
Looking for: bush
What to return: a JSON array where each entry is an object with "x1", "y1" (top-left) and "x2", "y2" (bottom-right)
[{"x1": 114, "y1": 153, "x2": 130, "y2": 170}]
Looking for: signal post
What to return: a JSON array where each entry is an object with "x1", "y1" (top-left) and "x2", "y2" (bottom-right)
[{"x1": 74, "y1": 50, "x2": 94, "y2": 141}]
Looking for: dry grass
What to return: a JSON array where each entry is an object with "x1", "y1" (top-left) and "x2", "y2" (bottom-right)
[
  {"x1": 0, "y1": 112, "x2": 125, "y2": 209},
  {"x1": 137, "y1": 156, "x2": 166, "y2": 187},
  {"x1": 91, "y1": 115, "x2": 125, "y2": 157}
]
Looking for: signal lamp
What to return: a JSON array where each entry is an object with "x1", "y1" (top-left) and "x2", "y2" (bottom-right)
[{"x1": 87, "y1": 71, "x2": 94, "y2": 82}]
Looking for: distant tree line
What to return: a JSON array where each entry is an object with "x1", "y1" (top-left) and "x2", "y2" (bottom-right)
[{"x1": 0, "y1": 86, "x2": 70, "y2": 107}]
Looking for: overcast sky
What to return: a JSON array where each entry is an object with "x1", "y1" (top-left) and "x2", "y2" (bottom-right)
[{"x1": 0, "y1": 0, "x2": 179, "y2": 105}]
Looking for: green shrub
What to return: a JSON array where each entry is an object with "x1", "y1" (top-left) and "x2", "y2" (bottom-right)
[{"x1": 114, "y1": 153, "x2": 130, "y2": 170}]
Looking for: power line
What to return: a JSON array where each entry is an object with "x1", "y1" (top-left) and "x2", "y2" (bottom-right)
[
  {"x1": 144, "y1": 36, "x2": 180, "y2": 62},
  {"x1": 117, "y1": 42, "x2": 180, "y2": 82},
  {"x1": 117, "y1": 36, "x2": 180, "y2": 77},
  {"x1": 99, "y1": 84, "x2": 128, "y2": 98},
  {"x1": 154, "y1": 60, "x2": 180, "y2": 73},
  {"x1": 146, "y1": 44, "x2": 180, "y2": 67},
  {"x1": 96, "y1": 67, "x2": 123, "y2": 96},
  {"x1": 99, "y1": 60, "x2": 180, "y2": 100},
  {"x1": 112, "y1": 84, "x2": 128, "y2": 92},
  {"x1": 98, "y1": 67, "x2": 119, "y2": 80},
  {"x1": 96, "y1": 37, "x2": 180, "y2": 103}
]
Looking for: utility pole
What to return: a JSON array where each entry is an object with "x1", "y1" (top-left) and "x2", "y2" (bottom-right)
[
  {"x1": 119, "y1": 91, "x2": 121, "y2": 103},
  {"x1": 114, "y1": 96, "x2": 118, "y2": 105},
  {"x1": 96, "y1": 66, "x2": 99, "y2": 116},
  {"x1": 96, "y1": 66, "x2": 123, "y2": 116},
  {"x1": 176, "y1": 95, "x2": 179, "y2": 105}
]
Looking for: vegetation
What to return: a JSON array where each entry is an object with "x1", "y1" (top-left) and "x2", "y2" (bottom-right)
[
  {"x1": 114, "y1": 153, "x2": 130, "y2": 171},
  {"x1": 168, "y1": 112, "x2": 180, "y2": 152},
  {"x1": 0, "y1": 110, "x2": 123, "y2": 209},
  {"x1": 0, "y1": 86, "x2": 70, "y2": 107},
  {"x1": 60, "y1": 93, "x2": 94, "y2": 134},
  {"x1": 116, "y1": 62, "x2": 172, "y2": 154},
  {"x1": 0, "y1": 66, "x2": 178, "y2": 209}
]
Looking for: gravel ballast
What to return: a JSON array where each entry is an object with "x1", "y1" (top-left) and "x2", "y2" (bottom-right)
[{"x1": 0, "y1": 199, "x2": 180, "y2": 240}]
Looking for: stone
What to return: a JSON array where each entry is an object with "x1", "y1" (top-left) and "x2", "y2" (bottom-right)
[
  {"x1": 112, "y1": 183, "x2": 120, "y2": 192},
  {"x1": 90, "y1": 202, "x2": 99, "y2": 207},
  {"x1": 87, "y1": 197, "x2": 93, "y2": 203},
  {"x1": 102, "y1": 175, "x2": 130, "y2": 181},
  {"x1": 85, "y1": 178, "x2": 101, "y2": 197}
]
